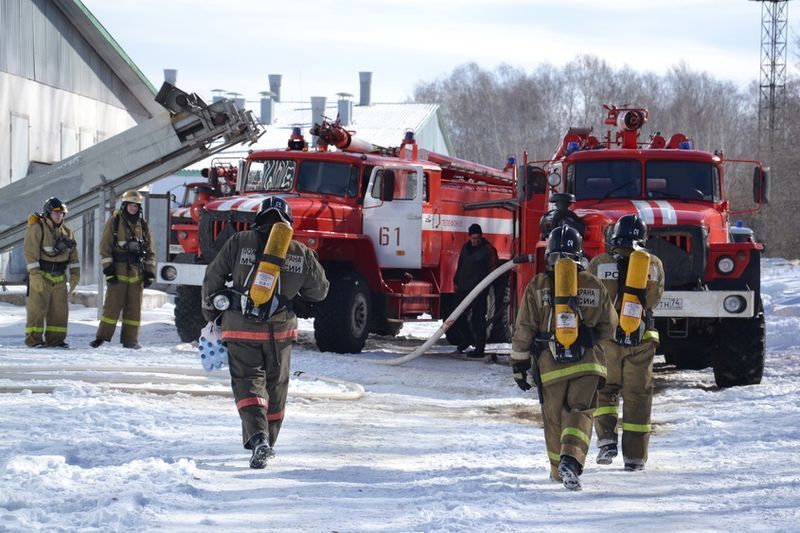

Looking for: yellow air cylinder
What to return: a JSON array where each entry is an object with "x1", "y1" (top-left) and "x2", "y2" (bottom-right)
[
  {"x1": 250, "y1": 221, "x2": 293, "y2": 306},
  {"x1": 554, "y1": 258, "x2": 579, "y2": 348},
  {"x1": 619, "y1": 249, "x2": 651, "y2": 335}
]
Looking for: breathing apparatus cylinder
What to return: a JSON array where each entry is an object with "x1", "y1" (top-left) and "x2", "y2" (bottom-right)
[
  {"x1": 554, "y1": 258, "x2": 579, "y2": 349},
  {"x1": 250, "y1": 222, "x2": 293, "y2": 306},
  {"x1": 619, "y1": 249, "x2": 651, "y2": 335}
]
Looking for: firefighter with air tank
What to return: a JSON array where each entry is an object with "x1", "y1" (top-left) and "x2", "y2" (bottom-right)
[
  {"x1": 589, "y1": 214, "x2": 664, "y2": 472},
  {"x1": 511, "y1": 224, "x2": 617, "y2": 491},
  {"x1": 201, "y1": 196, "x2": 329, "y2": 469},
  {"x1": 23, "y1": 197, "x2": 80, "y2": 348},
  {"x1": 89, "y1": 190, "x2": 156, "y2": 349}
]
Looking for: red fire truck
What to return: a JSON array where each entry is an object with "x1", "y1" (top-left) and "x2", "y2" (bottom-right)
[
  {"x1": 532, "y1": 105, "x2": 769, "y2": 388},
  {"x1": 158, "y1": 120, "x2": 536, "y2": 354}
]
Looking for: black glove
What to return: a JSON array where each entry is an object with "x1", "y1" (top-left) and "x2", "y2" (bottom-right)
[
  {"x1": 512, "y1": 359, "x2": 532, "y2": 391},
  {"x1": 143, "y1": 271, "x2": 155, "y2": 288},
  {"x1": 103, "y1": 266, "x2": 118, "y2": 285}
]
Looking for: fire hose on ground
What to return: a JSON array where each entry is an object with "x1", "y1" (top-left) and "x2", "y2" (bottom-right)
[{"x1": 355, "y1": 254, "x2": 536, "y2": 366}]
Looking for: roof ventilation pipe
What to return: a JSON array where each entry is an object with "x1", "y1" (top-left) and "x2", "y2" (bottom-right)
[
  {"x1": 163, "y1": 69, "x2": 177, "y2": 85},
  {"x1": 337, "y1": 92, "x2": 354, "y2": 126},
  {"x1": 211, "y1": 89, "x2": 225, "y2": 103},
  {"x1": 268, "y1": 74, "x2": 282, "y2": 103},
  {"x1": 310, "y1": 96, "x2": 327, "y2": 147},
  {"x1": 359, "y1": 72, "x2": 372, "y2": 106},
  {"x1": 259, "y1": 91, "x2": 276, "y2": 125},
  {"x1": 227, "y1": 92, "x2": 245, "y2": 110}
]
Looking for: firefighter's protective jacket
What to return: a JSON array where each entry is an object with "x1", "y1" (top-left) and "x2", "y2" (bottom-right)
[
  {"x1": 23, "y1": 214, "x2": 79, "y2": 281},
  {"x1": 588, "y1": 249, "x2": 665, "y2": 315},
  {"x1": 99, "y1": 212, "x2": 156, "y2": 280},
  {"x1": 511, "y1": 270, "x2": 617, "y2": 385},
  {"x1": 201, "y1": 226, "x2": 329, "y2": 341}
]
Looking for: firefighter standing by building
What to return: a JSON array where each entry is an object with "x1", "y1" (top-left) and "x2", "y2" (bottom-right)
[
  {"x1": 23, "y1": 197, "x2": 80, "y2": 348},
  {"x1": 89, "y1": 190, "x2": 156, "y2": 349},
  {"x1": 201, "y1": 196, "x2": 329, "y2": 469},
  {"x1": 510, "y1": 225, "x2": 617, "y2": 491},
  {"x1": 589, "y1": 214, "x2": 664, "y2": 471},
  {"x1": 453, "y1": 223, "x2": 498, "y2": 357}
]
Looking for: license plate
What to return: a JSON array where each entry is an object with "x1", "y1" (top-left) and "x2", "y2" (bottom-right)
[{"x1": 656, "y1": 297, "x2": 683, "y2": 311}]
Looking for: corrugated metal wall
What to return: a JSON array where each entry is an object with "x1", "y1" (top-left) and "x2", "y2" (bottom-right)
[{"x1": 1, "y1": 0, "x2": 146, "y2": 116}]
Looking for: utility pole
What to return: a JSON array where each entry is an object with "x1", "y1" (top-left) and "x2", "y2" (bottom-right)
[{"x1": 753, "y1": 0, "x2": 789, "y2": 155}]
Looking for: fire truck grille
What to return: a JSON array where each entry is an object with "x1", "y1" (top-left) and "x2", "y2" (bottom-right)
[
  {"x1": 198, "y1": 211, "x2": 255, "y2": 261},
  {"x1": 646, "y1": 226, "x2": 707, "y2": 289}
]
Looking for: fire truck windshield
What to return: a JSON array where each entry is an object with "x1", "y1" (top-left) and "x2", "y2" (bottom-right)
[
  {"x1": 243, "y1": 159, "x2": 296, "y2": 192},
  {"x1": 297, "y1": 161, "x2": 360, "y2": 197},
  {"x1": 569, "y1": 160, "x2": 641, "y2": 200},
  {"x1": 645, "y1": 160, "x2": 720, "y2": 202}
]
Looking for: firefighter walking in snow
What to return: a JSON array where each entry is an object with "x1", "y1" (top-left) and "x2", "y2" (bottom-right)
[
  {"x1": 453, "y1": 223, "x2": 498, "y2": 357},
  {"x1": 89, "y1": 190, "x2": 156, "y2": 349},
  {"x1": 201, "y1": 196, "x2": 329, "y2": 469},
  {"x1": 588, "y1": 214, "x2": 664, "y2": 471},
  {"x1": 510, "y1": 225, "x2": 617, "y2": 490},
  {"x1": 23, "y1": 197, "x2": 80, "y2": 348}
]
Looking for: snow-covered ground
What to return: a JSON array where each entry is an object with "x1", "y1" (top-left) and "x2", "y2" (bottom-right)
[{"x1": 1, "y1": 259, "x2": 799, "y2": 532}]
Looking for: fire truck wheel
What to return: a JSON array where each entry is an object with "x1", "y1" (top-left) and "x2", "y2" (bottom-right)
[
  {"x1": 713, "y1": 300, "x2": 765, "y2": 388},
  {"x1": 314, "y1": 273, "x2": 371, "y2": 353},
  {"x1": 175, "y1": 285, "x2": 205, "y2": 343}
]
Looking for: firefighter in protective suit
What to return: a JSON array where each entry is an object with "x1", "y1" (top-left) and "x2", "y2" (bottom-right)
[
  {"x1": 23, "y1": 197, "x2": 80, "y2": 348},
  {"x1": 201, "y1": 196, "x2": 329, "y2": 469},
  {"x1": 511, "y1": 225, "x2": 617, "y2": 490},
  {"x1": 589, "y1": 214, "x2": 664, "y2": 471},
  {"x1": 89, "y1": 190, "x2": 156, "y2": 349}
]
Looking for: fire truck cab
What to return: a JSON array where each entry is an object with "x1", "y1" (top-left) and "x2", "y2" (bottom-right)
[{"x1": 538, "y1": 105, "x2": 769, "y2": 388}]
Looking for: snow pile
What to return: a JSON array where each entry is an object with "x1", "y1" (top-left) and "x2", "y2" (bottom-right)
[{"x1": 0, "y1": 260, "x2": 799, "y2": 531}]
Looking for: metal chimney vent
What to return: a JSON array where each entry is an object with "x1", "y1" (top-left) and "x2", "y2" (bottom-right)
[
  {"x1": 163, "y1": 69, "x2": 177, "y2": 85},
  {"x1": 337, "y1": 92, "x2": 354, "y2": 126},
  {"x1": 268, "y1": 74, "x2": 282, "y2": 103},
  {"x1": 310, "y1": 96, "x2": 327, "y2": 147},
  {"x1": 259, "y1": 91, "x2": 276, "y2": 125},
  {"x1": 359, "y1": 71, "x2": 372, "y2": 106}
]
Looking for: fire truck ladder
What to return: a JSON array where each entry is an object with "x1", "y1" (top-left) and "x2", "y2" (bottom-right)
[{"x1": 0, "y1": 82, "x2": 263, "y2": 255}]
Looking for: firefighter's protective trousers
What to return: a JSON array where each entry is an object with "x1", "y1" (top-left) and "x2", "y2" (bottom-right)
[
  {"x1": 25, "y1": 275, "x2": 68, "y2": 346},
  {"x1": 594, "y1": 339, "x2": 656, "y2": 464},
  {"x1": 96, "y1": 275, "x2": 144, "y2": 345}
]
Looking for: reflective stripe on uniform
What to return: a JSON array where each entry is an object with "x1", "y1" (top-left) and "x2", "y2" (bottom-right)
[
  {"x1": 117, "y1": 274, "x2": 143, "y2": 283},
  {"x1": 561, "y1": 427, "x2": 591, "y2": 446},
  {"x1": 221, "y1": 329, "x2": 298, "y2": 341},
  {"x1": 122, "y1": 318, "x2": 141, "y2": 327},
  {"x1": 547, "y1": 450, "x2": 561, "y2": 463},
  {"x1": 236, "y1": 396, "x2": 268, "y2": 409},
  {"x1": 540, "y1": 363, "x2": 607, "y2": 384},
  {"x1": 622, "y1": 422, "x2": 652, "y2": 433},
  {"x1": 25, "y1": 326, "x2": 45, "y2": 334},
  {"x1": 26, "y1": 262, "x2": 39, "y2": 271},
  {"x1": 267, "y1": 409, "x2": 285, "y2": 421},
  {"x1": 68, "y1": 263, "x2": 80, "y2": 270},
  {"x1": 41, "y1": 272, "x2": 66, "y2": 282},
  {"x1": 100, "y1": 316, "x2": 118, "y2": 325},
  {"x1": 45, "y1": 325, "x2": 68, "y2": 333},
  {"x1": 101, "y1": 257, "x2": 113, "y2": 265},
  {"x1": 594, "y1": 406, "x2": 618, "y2": 417}
]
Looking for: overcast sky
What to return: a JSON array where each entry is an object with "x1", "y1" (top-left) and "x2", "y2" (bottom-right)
[{"x1": 81, "y1": 0, "x2": 797, "y2": 105}]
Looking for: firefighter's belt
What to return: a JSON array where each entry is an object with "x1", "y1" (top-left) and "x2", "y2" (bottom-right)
[
  {"x1": 38, "y1": 259, "x2": 68, "y2": 274},
  {"x1": 112, "y1": 251, "x2": 145, "y2": 263}
]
